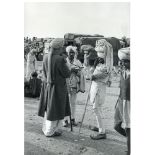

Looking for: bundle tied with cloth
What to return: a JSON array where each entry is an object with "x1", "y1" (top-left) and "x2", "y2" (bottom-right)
[
  {"x1": 95, "y1": 39, "x2": 113, "y2": 72},
  {"x1": 94, "y1": 39, "x2": 113, "y2": 84},
  {"x1": 81, "y1": 45, "x2": 94, "y2": 52}
]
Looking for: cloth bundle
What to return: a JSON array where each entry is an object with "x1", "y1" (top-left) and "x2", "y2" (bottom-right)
[
  {"x1": 95, "y1": 39, "x2": 113, "y2": 72},
  {"x1": 81, "y1": 45, "x2": 94, "y2": 52}
]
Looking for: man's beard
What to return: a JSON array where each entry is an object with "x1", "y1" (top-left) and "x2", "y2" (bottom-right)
[{"x1": 69, "y1": 56, "x2": 74, "y2": 62}]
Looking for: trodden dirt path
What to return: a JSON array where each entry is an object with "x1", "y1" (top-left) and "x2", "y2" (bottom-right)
[{"x1": 24, "y1": 74, "x2": 127, "y2": 155}]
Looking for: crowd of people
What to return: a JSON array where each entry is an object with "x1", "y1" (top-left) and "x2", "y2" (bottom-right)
[{"x1": 25, "y1": 37, "x2": 130, "y2": 154}]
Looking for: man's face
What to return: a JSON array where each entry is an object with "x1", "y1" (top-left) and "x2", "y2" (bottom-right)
[
  {"x1": 120, "y1": 59, "x2": 130, "y2": 70},
  {"x1": 84, "y1": 51, "x2": 89, "y2": 55},
  {"x1": 68, "y1": 50, "x2": 75, "y2": 60},
  {"x1": 98, "y1": 57, "x2": 105, "y2": 64},
  {"x1": 97, "y1": 51, "x2": 106, "y2": 58}
]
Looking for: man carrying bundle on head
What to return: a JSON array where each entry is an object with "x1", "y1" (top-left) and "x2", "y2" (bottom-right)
[
  {"x1": 114, "y1": 47, "x2": 130, "y2": 155},
  {"x1": 63, "y1": 45, "x2": 85, "y2": 127},
  {"x1": 88, "y1": 39, "x2": 113, "y2": 140}
]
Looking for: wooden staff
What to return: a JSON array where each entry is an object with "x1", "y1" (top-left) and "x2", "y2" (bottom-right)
[{"x1": 77, "y1": 80, "x2": 92, "y2": 140}]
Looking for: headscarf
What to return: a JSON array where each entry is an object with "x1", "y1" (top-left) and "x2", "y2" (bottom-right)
[
  {"x1": 118, "y1": 47, "x2": 130, "y2": 60},
  {"x1": 49, "y1": 38, "x2": 64, "y2": 50},
  {"x1": 95, "y1": 39, "x2": 113, "y2": 72}
]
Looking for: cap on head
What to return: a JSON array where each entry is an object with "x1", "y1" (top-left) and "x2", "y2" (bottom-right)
[{"x1": 49, "y1": 38, "x2": 64, "y2": 49}]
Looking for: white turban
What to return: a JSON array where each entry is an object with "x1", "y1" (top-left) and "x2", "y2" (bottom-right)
[
  {"x1": 118, "y1": 47, "x2": 130, "y2": 60},
  {"x1": 66, "y1": 46, "x2": 77, "y2": 54}
]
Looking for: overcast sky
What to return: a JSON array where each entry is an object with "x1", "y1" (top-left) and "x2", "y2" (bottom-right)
[{"x1": 24, "y1": 2, "x2": 130, "y2": 39}]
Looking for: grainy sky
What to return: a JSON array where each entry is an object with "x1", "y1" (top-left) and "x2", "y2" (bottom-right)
[{"x1": 24, "y1": 2, "x2": 130, "y2": 39}]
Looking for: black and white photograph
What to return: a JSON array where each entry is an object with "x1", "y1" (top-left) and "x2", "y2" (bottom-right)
[
  {"x1": 24, "y1": 2, "x2": 130, "y2": 155},
  {"x1": 2, "y1": 0, "x2": 155, "y2": 155}
]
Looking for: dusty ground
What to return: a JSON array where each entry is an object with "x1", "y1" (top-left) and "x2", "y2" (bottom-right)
[{"x1": 24, "y1": 61, "x2": 127, "y2": 155}]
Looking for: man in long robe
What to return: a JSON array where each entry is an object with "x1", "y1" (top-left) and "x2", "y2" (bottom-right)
[{"x1": 38, "y1": 38, "x2": 71, "y2": 137}]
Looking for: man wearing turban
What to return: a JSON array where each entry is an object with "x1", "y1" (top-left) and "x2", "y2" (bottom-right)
[
  {"x1": 63, "y1": 45, "x2": 84, "y2": 127},
  {"x1": 38, "y1": 38, "x2": 71, "y2": 137},
  {"x1": 114, "y1": 47, "x2": 130, "y2": 154}
]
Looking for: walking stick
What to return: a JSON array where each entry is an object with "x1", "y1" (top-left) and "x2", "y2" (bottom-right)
[
  {"x1": 77, "y1": 80, "x2": 92, "y2": 140},
  {"x1": 70, "y1": 114, "x2": 73, "y2": 131},
  {"x1": 68, "y1": 93, "x2": 73, "y2": 132}
]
